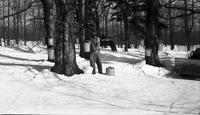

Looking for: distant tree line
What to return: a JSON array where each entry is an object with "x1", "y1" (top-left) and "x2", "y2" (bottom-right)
[{"x1": 0, "y1": 0, "x2": 44, "y2": 46}]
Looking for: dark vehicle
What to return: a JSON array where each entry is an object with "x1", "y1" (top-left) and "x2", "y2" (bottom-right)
[
  {"x1": 100, "y1": 39, "x2": 117, "y2": 51},
  {"x1": 188, "y1": 48, "x2": 200, "y2": 60}
]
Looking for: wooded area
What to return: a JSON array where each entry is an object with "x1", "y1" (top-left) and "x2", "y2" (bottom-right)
[{"x1": 1, "y1": 0, "x2": 200, "y2": 76}]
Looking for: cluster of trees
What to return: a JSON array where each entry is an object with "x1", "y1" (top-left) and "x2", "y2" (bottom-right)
[
  {"x1": 1, "y1": 0, "x2": 200, "y2": 76},
  {"x1": 0, "y1": 0, "x2": 44, "y2": 46}
]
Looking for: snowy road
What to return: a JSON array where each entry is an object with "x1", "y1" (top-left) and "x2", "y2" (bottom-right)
[{"x1": 0, "y1": 45, "x2": 200, "y2": 114}]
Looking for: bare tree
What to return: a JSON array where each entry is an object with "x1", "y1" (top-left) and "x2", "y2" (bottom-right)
[
  {"x1": 145, "y1": 0, "x2": 163, "y2": 67},
  {"x1": 23, "y1": 0, "x2": 27, "y2": 45},
  {"x1": 41, "y1": 0, "x2": 83, "y2": 76},
  {"x1": 168, "y1": 0, "x2": 174, "y2": 50},
  {"x1": 40, "y1": 0, "x2": 56, "y2": 61},
  {"x1": 7, "y1": 0, "x2": 10, "y2": 46},
  {"x1": 2, "y1": 0, "x2": 5, "y2": 46},
  {"x1": 183, "y1": 0, "x2": 195, "y2": 51}
]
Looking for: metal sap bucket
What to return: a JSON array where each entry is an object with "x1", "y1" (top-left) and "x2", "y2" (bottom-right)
[
  {"x1": 1, "y1": 38, "x2": 4, "y2": 46},
  {"x1": 48, "y1": 38, "x2": 54, "y2": 46},
  {"x1": 84, "y1": 40, "x2": 91, "y2": 52},
  {"x1": 106, "y1": 67, "x2": 115, "y2": 76},
  {"x1": 48, "y1": 48, "x2": 55, "y2": 60},
  {"x1": 145, "y1": 49, "x2": 152, "y2": 57}
]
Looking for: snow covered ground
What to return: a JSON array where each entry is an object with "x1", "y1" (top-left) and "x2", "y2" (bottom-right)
[{"x1": 0, "y1": 43, "x2": 199, "y2": 115}]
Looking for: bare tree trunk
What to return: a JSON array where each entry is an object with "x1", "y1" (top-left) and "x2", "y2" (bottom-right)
[
  {"x1": 184, "y1": 0, "x2": 190, "y2": 51},
  {"x1": 41, "y1": 0, "x2": 56, "y2": 61},
  {"x1": 121, "y1": 3, "x2": 129, "y2": 52},
  {"x1": 102, "y1": 13, "x2": 105, "y2": 36},
  {"x1": 7, "y1": 0, "x2": 11, "y2": 46},
  {"x1": 145, "y1": 0, "x2": 163, "y2": 67},
  {"x1": 105, "y1": 11, "x2": 108, "y2": 39},
  {"x1": 13, "y1": 8, "x2": 16, "y2": 45},
  {"x1": 78, "y1": 0, "x2": 85, "y2": 58},
  {"x1": 12, "y1": 0, "x2": 19, "y2": 45},
  {"x1": 94, "y1": 1, "x2": 101, "y2": 36},
  {"x1": 51, "y1": 0, "x2": 83, "y2": 76},
  {"x1": 168, "y1": 0, "x2": 174, "y2": 50},
  {"x1": 84, "y1": 0, "x2": 90, "y2": 40},
  {"x1": 79, "y1": 0, "x2": 92, "y2": 59},
  {"x1": 199, "y1": 20, "x2": 200, "y2": 45},
  {"x1": 116, "y1": 21, "x2": 120, "y2": 48},
  {"x1": 16, "y1": 0, "x2": 20, "y2": 45},
  {"x1": 23, "y1": 0, "x2": 27, "y2": 46},
  {"x1": 32, "y1": 9, "x2": 37, "y2": 43},
  {"x1": 123, "y1": 15, "x2": 128, "y2": 52},
  {"x1": 120, "y1": 20, "x2": 123, "y2": 48},
  {"x1": 20, "y1": 15, "x2": 23, "y2": 45},
  {"x1": 2, "y1": 0, "x2": 5, "y2": 46},
  {"x1": 38, "y1": 2, "x2": 42, "y2": 44},
  {"x1": 183, "y1": 0, "x2": 194, "y2": 51},
  {"x1": 103, "y1": 2, "x2": 111, "y2": 40}
]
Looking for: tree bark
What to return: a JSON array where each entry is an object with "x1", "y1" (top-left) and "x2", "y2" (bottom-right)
[
  {"x1": 41, "y1": 0, "x2": 56, "y2": 61},
  {"x1": 7, "y1": 0, "x2": 11, "y2": 46},
  {"x1": 78, "y1": 0, "x2": 85, "y2": 58},
  {"x1": 199, "y1": 20, "x2": 200, "y2": 45},
  {"x1": 94, "y1": 1, "x2": 101, "y2": 36},
  {"x1": 120, "y1": 20, "x2": 123, "y2": 48},
  {"x1": 16, "y1": 0, "x2": 20, "y2": 45},
  {"x1": 50, "y1": 0, "x2": 83, "y2": 76},
  {"x1": 183, "y1": 0, "x2": 194, "y2": 51},
  {"x1": 121, "y1": 3, "x2": 129, "y2": 52},
  {"x1": 23, "y1": 0, "x2": 27, "y2": 46},
  {"x1": 123, "y1": 14, "x2": 128, "y2": 52},
  {"x1": 184, "y1": 0, "x2": 190, "y2": 51},
  {"x1": 12, "y1": 8, "x2": 16, "y2": 45},
  {"x1": 145, "y1": 0, "x2": 163, "y2": 67},
  {"x1": 2, "y1": 0, "x2": 5, "y2": 46},
  {"x1": 116, "y1": 21, "x2": 120, "y2": 48},
  {"x1": 168, "y1": 0, "x2": 174, "y2": 50},
  {"x1": 32, "y1": 9, "x2": 37, "y2": 44}
]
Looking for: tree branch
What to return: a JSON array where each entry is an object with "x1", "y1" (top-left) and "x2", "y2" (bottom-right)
[{"x1": 0, "y1": 1, "x2": 35, "y2": 20}]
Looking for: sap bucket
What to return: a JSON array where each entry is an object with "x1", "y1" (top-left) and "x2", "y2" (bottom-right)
[
  {"x1": 1, "y1": 38, "x2": 4, "y2": 46},
  {"x1": 84, "y1": 40, "x2": 91, "y2": 52},
  {"x1": 48, "y1": 37, "x2": 54, "y2": 46},
  {"x1": 106, "y1": 67, "x2": 115, "y2": 76},
  {"x1": 48, "y1": 48, "x2": 55, "y2": 60}
]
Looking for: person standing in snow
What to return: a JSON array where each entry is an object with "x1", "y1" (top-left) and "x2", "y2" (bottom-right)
[{"x1": 90, "y1": 36, "x2": 102, "y2": 74}]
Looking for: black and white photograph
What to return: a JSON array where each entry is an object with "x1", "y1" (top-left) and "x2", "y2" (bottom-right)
[{"x1": 0, "y1": 0, "x2": 200, "y2": 114}]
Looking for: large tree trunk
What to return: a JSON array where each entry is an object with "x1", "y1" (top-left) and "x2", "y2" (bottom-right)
[
  {"x1": 41, "y1": 0, "x2": 56, "y2": 61},
  {"x1": 145, "y1": 0, "x2": 163, "y2": 67},
  {"x1": 50, "y1": 0, "x2": 83, "y2": 76}
]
